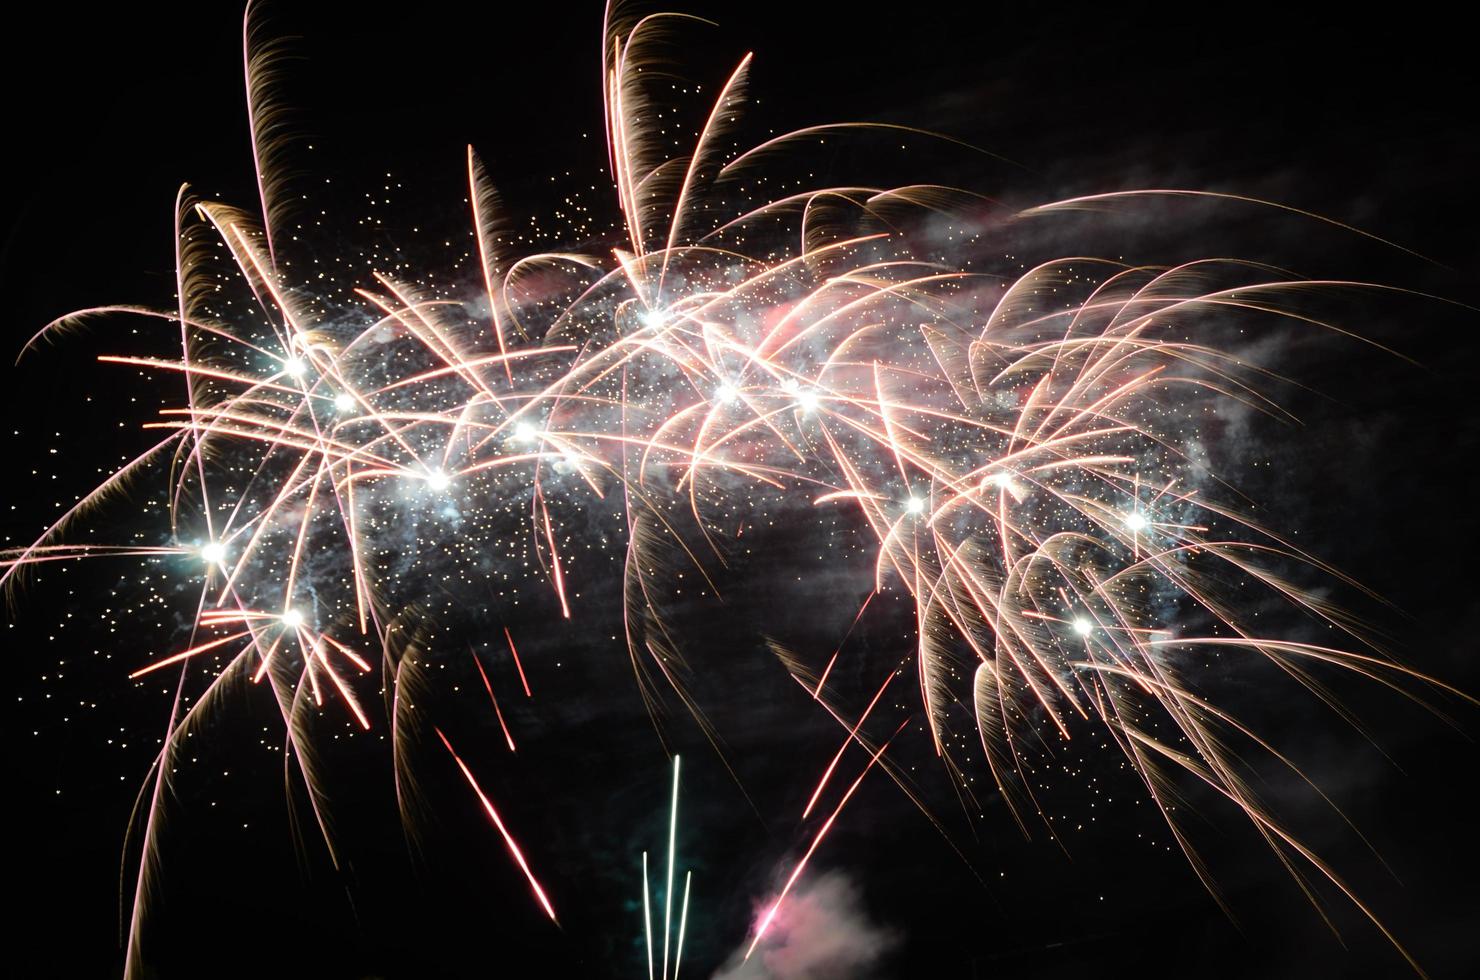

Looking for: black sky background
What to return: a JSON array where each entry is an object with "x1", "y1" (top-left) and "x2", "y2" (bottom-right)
[{"x1": 3, "y1": 3, "x2": 1478, "y2": 978}]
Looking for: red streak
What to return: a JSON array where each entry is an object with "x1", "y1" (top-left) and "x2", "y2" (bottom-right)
[
  {"x1": 436, "y1": 729, "x2": 557, "y2": 921},
  {"x1": 472, "y1": 650, "x2": 517, "y2": 752},
  {"x1": 802, "y1": 668, "x2": 895, "y2": 819},
  {"x1": 504, "y1": 627, "x2": 533, "y2": 697},
  {"x1": 541, "y1": 504, "x2": 571, "y2": 619},
  {"x1": 813, "y1": 591, "x2": 876, "y2": 700},
  {"x1": 130, "y1": 629, "x2": 252, "y2": 678}
]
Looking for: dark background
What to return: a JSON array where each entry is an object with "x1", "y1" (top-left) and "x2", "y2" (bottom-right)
[{"x1": 4, "y1": 3, "x2": 1477, "y2": 978}]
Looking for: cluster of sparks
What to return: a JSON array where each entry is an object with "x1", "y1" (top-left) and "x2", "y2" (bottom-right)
[{"x1": 3, "y1": 2, "x2": 1466, "y2": 974}]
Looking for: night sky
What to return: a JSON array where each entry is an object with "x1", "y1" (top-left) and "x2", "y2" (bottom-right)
[{"x1": 4, "y1": 3, "x2": 1478, "y2": 978}]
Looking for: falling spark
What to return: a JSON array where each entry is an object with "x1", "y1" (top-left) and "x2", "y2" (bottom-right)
[
  {"x1": 472, "y1": 649, "x2": 517, "y2": 752},
  {"x1": 504, "y1": 627, "x2": 533, "y2": 698},
  {"x1": 436, "y1": 729, "x2": 556, "y2": 922}
]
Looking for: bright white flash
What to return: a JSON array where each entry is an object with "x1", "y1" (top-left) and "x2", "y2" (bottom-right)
[
  {"x1": 334, "y1": 392, "x2": 356, "y2": 412},
  {"x1": 281, "y1": 608, "x2": 305, "y2": 629},
  {"x1": 283, "y1": 356, "x2": 308, "y2": 378},
  {"x1": 425, "y1": 469, "x2": 452, "y2": 491},
  {"x1": 906, "y1": 496, "x2": 926, "y2": 515},
  {"x1": 513, "y1": 421, "x2": 539, "y2": 443},
  {"x1": 199, "y1": 541, "x2": 226, "y2": 565},
  {"x1": 641, "y1": 309, "x2": 668, "y2": 329},
  {"x1": 796, "y1": 390, "x2": 820, "y2": 413},
  {"x1": 715, "y1": 384, "x2": 740, "y2": 405},
  {"x1": 1124, "y1": 511, "x2": 1148, "y2": 532},
  {"x1": 1072, "y1": 617, "x2": 1094, "y2": 637}
]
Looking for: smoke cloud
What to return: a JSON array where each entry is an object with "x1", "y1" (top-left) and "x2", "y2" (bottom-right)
[{"x1": 713, "y1": 872, "x2": 898, "y2": 980}]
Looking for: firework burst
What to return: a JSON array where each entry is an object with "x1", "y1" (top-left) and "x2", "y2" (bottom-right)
[{"x1": 4, "y1": 1, "x2": 1468, "y2": 975}]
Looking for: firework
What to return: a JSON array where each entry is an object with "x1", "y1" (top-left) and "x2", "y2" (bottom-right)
[
  {"x1": 640, "y1": 755, "x2": 694, "y2": 980},
  {"x1": 3, "y1": 1, "x2": 1467, "y2": 975}
]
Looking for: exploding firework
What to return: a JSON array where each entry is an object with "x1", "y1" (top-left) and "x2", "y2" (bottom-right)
[{"x1": 3, "y1": 1, "x2": 1469, "y2": 975}]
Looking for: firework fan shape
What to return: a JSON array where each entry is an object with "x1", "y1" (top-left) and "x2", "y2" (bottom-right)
[{"x1": 3, "y1": 1, "x2": 1469, "y2": 975}]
